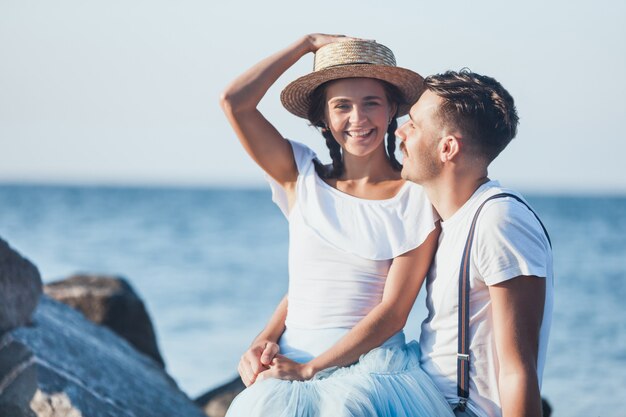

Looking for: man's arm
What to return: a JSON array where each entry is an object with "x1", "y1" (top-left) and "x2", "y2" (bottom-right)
[{"x1": 489, "y1": 275, "x2": 545, "y2": 417}]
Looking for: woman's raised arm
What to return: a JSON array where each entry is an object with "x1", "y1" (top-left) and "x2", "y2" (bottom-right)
[{"x1": 219, "y1": 34, "x2": 348, "y2": 189}]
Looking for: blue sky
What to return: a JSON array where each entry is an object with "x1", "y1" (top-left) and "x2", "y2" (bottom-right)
[{"x1": 1, "y1": 0, "x2": 624, "y2": 193}]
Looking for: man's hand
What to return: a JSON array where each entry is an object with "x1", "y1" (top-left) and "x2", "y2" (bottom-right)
[{"x1": 237, "y1": 340, "x2": 280, "y2": 386}]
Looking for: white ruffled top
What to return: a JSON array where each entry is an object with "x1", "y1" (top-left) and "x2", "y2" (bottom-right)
[{"x1": 267, "y1": 140, "x2": 437, "y2": 331}]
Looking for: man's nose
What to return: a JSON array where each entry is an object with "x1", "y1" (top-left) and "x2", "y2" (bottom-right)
[{"x1": 395, "y1": 125, "x2": 406, "y2": 140}]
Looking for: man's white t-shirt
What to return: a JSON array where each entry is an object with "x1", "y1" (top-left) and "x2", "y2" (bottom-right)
[{"x1": 419, "y1": 181, "x2": 554, "y2": 417}]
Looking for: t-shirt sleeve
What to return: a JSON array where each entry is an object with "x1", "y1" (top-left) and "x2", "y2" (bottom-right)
[
  {"x1": 473, "y1": 199, "x2": 551, "y2": 286},
  {"x1": 265, "y1": 140, "x2": 316, "y2": 218}
]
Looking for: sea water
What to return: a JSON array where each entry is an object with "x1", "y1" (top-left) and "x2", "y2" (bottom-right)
[{"x1": 1, "y1": 185, "x2": 625, "y2": 417}]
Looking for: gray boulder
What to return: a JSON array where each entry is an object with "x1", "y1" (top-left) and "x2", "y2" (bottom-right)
[
  {"x1": 0, "y1": 337, "x2": 37, "y2": 417},
  {"x1": 44, "y1": 274, "x2": 164, "y2": 367},
  {"x1": 1, "y1": 296, "x2": 206, "y2": 417},
  {"x1": 542, "y1": 397, "x2": 552, "y2": 417},
  {"x1": 0, "y1": 239, "x2": 42, "y2": 332},
  {"x1": 195, "y1": 376, "x2": 245, "y2": 417}
]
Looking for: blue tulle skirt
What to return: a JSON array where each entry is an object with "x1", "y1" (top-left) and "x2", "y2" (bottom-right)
[{"x1": 225, "y1": 340, "x2": 454, "y2": 417}]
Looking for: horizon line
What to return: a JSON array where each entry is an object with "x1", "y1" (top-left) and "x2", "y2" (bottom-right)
[{"x1": 1, "y1": 180, "x2": 625, "y2": 198}]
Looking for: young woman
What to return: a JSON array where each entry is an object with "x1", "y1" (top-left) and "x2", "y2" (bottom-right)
[{"x1": 220, "y1": 34, "x2": 453, "y2": 417}]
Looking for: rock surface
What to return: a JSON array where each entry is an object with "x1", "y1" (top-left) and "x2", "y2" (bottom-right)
[
  {"x1": 0, "y1": 239, "x2": 42, "y2": 332},
  {"x1": 195, "y1": 376, "x2": 245, "y2": 417},
  {"x1": 543, "y1": 397, "x2": 552, "y2": 417},
  {"x1": 1, "y1": 296, "x2": 206, "y2": 417},
  {"x1": 44, "y1": 274, "x2": 164, "y2": 367},
  {"x1": 0, "y1": 337, "x2": 37, "y2": 417}
]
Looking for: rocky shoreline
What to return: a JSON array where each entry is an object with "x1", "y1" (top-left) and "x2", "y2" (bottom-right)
[{"x1": 0, "y1": 238, "x2": 240, "y2": 417}]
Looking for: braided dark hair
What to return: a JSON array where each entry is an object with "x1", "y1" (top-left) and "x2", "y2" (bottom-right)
[
  {"x1": 308, "y1": 85, "x2": 340, "y2": 179},
  {"x1": 386, "y1": 118, "x2": 402, "y2": 171},
  {"x1": 318, "y1": 126, "x2": 344, "y2": 178},
  {"x1": 307, "y1": 80, "x2": 405, "y2": 179}
]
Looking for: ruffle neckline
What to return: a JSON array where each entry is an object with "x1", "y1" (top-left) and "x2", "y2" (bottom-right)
[{"x1": 268, "y1": 140, "x2": 437, "y2": 260}]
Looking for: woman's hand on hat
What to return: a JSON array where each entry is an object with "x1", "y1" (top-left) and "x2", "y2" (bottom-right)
[{"x1": 305, "y1": 33, "x2": 361, "y2": 53}]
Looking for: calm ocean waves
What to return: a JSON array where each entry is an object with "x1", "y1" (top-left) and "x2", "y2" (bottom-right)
[{"x1": 1, "y1": 185, "x2": 625, "y2": 417}]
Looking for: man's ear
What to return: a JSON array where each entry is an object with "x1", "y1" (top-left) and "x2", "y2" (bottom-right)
[{"x1": 439, "y1": 135, "x2": 461, "y2": 162}]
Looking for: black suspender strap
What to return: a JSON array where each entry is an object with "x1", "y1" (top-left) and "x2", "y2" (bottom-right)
[{"x1": 456, "y1": 192, "x2": 551, "y2": 410}]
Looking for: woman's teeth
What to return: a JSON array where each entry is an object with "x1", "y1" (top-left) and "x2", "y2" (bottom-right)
[{"x1": 347, "y1": 129, "x2": 373, "y2": 138}]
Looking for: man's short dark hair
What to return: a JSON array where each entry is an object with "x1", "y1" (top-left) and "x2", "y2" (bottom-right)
[{"x1": 424, "y1": 69, "x2": 519, "y2": 163}]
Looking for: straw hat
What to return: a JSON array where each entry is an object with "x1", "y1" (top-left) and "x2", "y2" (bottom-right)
[{"x1": 280, "y1": 40, "x2": 424, "y2": 119}]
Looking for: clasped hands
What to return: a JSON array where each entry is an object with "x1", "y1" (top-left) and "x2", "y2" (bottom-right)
[{"x1": 238, "y1": 340, "x2": 315, "y2": 387}]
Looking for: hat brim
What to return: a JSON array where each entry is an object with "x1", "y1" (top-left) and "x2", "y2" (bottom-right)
[{"x1": 280, "y1": 64, "x2": 424, "y2": 119}]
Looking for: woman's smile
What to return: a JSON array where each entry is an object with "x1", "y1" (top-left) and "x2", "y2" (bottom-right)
[{"x1": 345, "y1": 128, "x2": 376, "y2": 139}]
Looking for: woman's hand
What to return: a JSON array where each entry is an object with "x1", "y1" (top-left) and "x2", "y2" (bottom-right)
[
  {"x1": 304, "y1": 33, "x2": 360, "y2": 53},
  {"x1": 237, "y1": 340, "x2": 280, "y2": 387},
  {"x1": 256, "y1": 355, "x2": 316, "y2": 382}
]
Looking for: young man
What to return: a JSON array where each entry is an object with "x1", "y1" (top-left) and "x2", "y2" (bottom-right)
[{"x1": 396, "y1": 70, "x2": 553, "y2": 417}]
